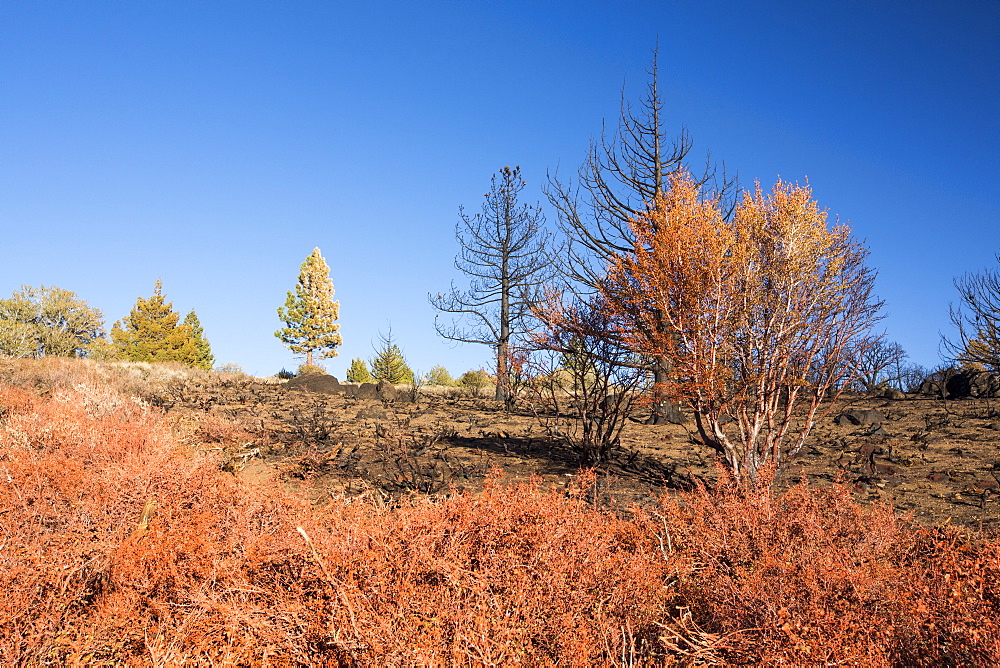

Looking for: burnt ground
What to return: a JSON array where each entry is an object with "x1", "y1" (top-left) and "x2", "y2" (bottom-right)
[{"x1": 161, "y1": 379, "x2": 1000, "y2": 534}]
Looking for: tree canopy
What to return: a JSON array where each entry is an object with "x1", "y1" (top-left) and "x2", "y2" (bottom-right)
[
  {"x1": 601, "y1": 170, "x2": 883, "y2": 481},
  {"x1": 0, "y1": 285, "x2": 105, "y2": 358},
  {"x1": 943, "y1": 254, "x2": 1000, "y2": 373},
  {"x1": 370, "y1": 328, "x2": 413, "y2": 385}
]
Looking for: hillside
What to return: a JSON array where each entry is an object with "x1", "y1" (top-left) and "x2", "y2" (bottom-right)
[{"x1": 1, "y1": 358, "x2": 998, "y2": 664}]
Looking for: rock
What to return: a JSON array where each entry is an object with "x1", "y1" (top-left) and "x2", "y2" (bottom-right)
[
  {"x1": 945, "y1": 369, "x2": 1000, "y2": 399},
  {"x1": 881, "y1": 387, "x2": 906, "y2": 400},
  {"x1": 927, "y1": 472, "x2": 948, "y2": 482},
  {"x1": 285, "y1": 374, "x2": 342, "y2": 394},
  {"x1": 835, "y1": 409, "x2": 885, "y2": 426},
  {"x1": 858, "y1": 443, "x2": 886, "y2": 457},
  {"x1": 917, "y1": 379, "x2": 942, "y2": 396},
  {"x1": 356, "y1": 383, "x2": 378, "y2": 399},
  {"x1": 376, "y1": 380, "x2": 399, "y2": 402},
  {"x1": 875, "y1": 462, "x2": 901, "y2": 476}
]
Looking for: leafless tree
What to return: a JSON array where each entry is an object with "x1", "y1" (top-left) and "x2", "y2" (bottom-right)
[
  {"x1": 900, "y1": 363, "x2": 931, "y2": 393},
  {"x1": 942, "y1": 255, "x2": 1000, "y2": 373},
  {"x1": 527, "y1": 292, "x2": 648, "y2": 465},
  {"x1": 545, "y1": 49, "x2": 737, "y2": 424},
  {"x1": 430, "y1": 166, "x2": 557, "y2": 408},
  {"x1": 853, "y1": 339, "x2": 908, "y2": 392}
]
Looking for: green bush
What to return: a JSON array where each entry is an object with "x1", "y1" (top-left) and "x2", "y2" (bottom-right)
[
  {"x1": 425, "y1": 365, "x2": 455, "y2": 386},
  {"x1": 346, "y1": 358, "x2": 373, "y2": 383}
]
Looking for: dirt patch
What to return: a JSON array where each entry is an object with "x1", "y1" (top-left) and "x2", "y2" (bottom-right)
[{"x1": 167, "y1": 380, "x2": 1000, "y2": 532}]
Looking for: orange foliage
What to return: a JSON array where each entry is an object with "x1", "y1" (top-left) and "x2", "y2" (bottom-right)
[
  {"x1": 604, "y1": 170, "x2": 884, "y2": 481},
  {"x1": 656, "y1": 470, "x2": 1000, "y2": 664},
  {"x1": 1, "y1": 377, "x2": 998, "y2": 664}
]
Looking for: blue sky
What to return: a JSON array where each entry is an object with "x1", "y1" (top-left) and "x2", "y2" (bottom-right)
[{"x1": 2, "y1": 1, "x2": 997, "y2": 377}]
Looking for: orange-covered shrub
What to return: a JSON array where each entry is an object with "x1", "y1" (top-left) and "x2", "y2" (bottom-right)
[
  {"x1": 657, "y1": 471, "x2": 1000, "y2": 664},
  {"x1": 1, "y1": 374, "x2": 998, "y2": 665}
]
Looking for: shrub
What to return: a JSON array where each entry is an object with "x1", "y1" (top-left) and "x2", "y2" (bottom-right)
[
  {"x1": 296, "y1": 363, "x2": 326, "y2": 376},
  {"x1": 654, "y1": 470, "x2": 1000, "y2": 664},
  {"x1": 214, "y1": 361, "x2": 245, "y2": 375},
  {"x1": 425, "y1": 364, "x2": 454, "y2": 386},
  {"x1": 1, "y1": 360, "x2": 998, "y2": 665},
  {"x1": 456, "y1": 368, "x2": 493, "y2": 396}
]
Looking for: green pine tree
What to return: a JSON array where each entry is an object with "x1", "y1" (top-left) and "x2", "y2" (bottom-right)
[
  {"x1": 183, "y1": 310, "x2": 214, "y2": 371},
  {"x1": 370, "y1": 328, "x2": 413, "y2": 384},
  {"x1": 346, "y1": 357, "x2": 373, "y2": 383},
  {"x1": 111, "y1": 280, "x2": 199, "y2": 364},
  {"x1": 276, "y1": 248, "x2": 342, "y2": 366}
]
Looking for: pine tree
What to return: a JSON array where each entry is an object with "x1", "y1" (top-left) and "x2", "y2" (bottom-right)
[
  {"x1": 370, "y1": 328, "x2": 413, "y2": 384},
  {"x1": 346, "y1": 357, "x2": 373, "y2": 383},
  {"x1": 276, "y1": 248, "x2": 342, "y2": 366},
  {"x1": 430, "y1": 166, "x2": 555, "y2": 406},
  {"x1": 111, "y1": 280, "x2": 199, "y2": 364},
  {"x1": 183, "y1": 310, "x2": 215, "y2": 371}
]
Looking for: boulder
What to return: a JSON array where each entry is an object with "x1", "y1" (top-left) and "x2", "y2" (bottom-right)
[
  {"x1": 376, "y1": 380, "x2": 399, "y2": 402},
  {"x1": 285, "y1": 374, "x2": 342, "y2": 394},
  {"x1": 917, "y1": 379, "x2": 942, "y2": 396},
  {"x1": 946, "y1": 369, "x2": 1000, "y2": 399},
  {"x1": 355, "y1": 383, "x2": 378, "y2": 399},
  {"x1": 835, "y1": 409, "x2": 885, "y2": 426},
  {"x1": 881, "y1": 387, "x2": 906, "y2": 401}
]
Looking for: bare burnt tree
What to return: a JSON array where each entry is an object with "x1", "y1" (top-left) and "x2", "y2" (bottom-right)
[
  {"x1": 527, "y1": 292, "x2": 648, "y2": 466},
  {"x1": 545, "y1": 49, "x2": 737, "y2": 424},
  {"x1": 430, "y1": 166, "x2": 556, "y2": 408},
  {"x1": 942, "y1": 255, "x2": 1000, "y2": 373},
  {"x1": 852, "y1": 339, "x2": 908, "y2": 392}
]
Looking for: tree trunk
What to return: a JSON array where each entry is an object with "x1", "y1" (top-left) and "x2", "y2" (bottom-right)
[
  {"x1": 646, "y1": 357, "x2": 676, "y2": 425},
  {"x1": 496, "y1": 259, "x2": 511, "y2": 406},
  {"x1": 495, "y1": 341, "x2": 509, "y2": 403}
]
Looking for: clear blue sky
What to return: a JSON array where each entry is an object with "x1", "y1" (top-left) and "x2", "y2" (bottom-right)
[{"x1": 2, "y1": 1, "x2": 998, "y2": 377}]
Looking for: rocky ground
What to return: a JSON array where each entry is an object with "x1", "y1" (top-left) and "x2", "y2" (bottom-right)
[{"x1": 160, "y1": 375, "x2": 1000, "y2": 534}]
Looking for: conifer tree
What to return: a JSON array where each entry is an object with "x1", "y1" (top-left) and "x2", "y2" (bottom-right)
[
  {"x1": 370, "y1": 328, "x2": 414, "y2": 384},
  {"x1": 346, "y1": 357, "x2": 373, "y2": 383},
  {"x1": 276, "y1": 248, "x2": 342, "y2": 366},
  {"x1": 111, "y1": 280, "x2": 199, "y2": 364},
  {"x1": 430, "y1": 166, "x2": 555, "y2": 406},
  {"x1": 183, "y1": 310, "x2": 215, "y2": 371}
]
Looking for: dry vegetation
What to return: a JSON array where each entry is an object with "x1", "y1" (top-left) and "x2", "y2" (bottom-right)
[{"x1": 2, "y1": 357, "x2": 999, "y2": 665}]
